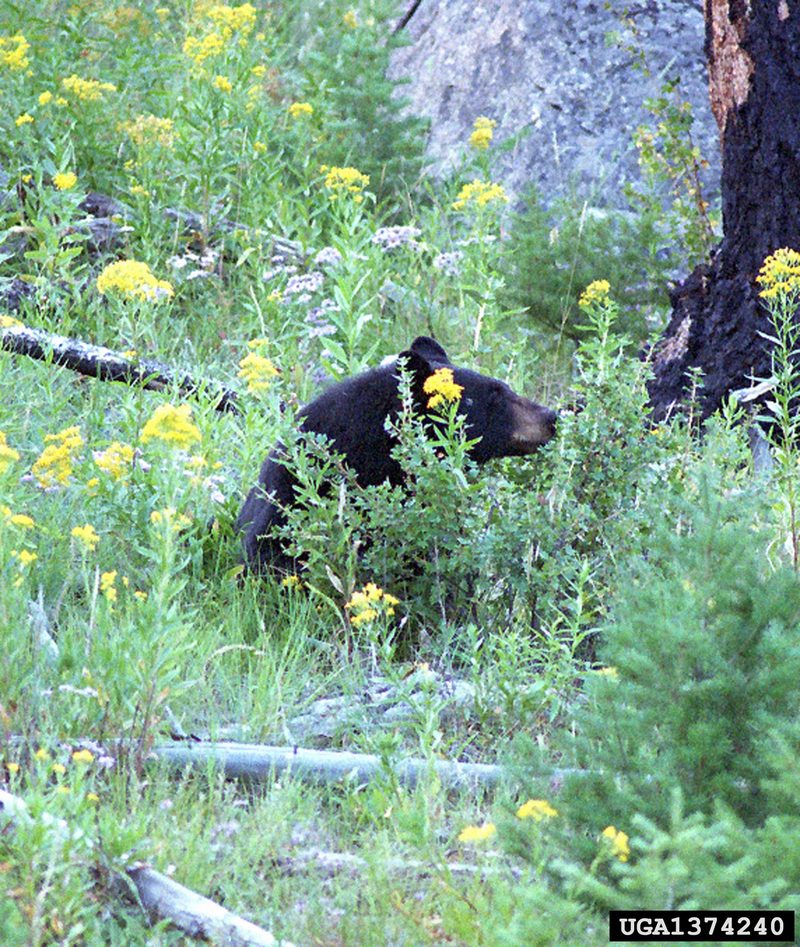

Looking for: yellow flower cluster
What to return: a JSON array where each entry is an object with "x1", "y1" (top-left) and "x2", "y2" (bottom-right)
[
  {"x1": 469, "y1": 115, "x2": 496, "y2": 150},
  {"x1": 206, "y1": 3, "x2": 257, "y2": 37},
  {"x1": 756, "y1": 247, "x2": 800, "y2": 299},
  {"x1": 183, "y1": 31, "x2": 225, "y2": 64},
  {"x1": 578, "y1": 279, "x2": 611, "y2": 310},
  {"x1": 61, "y1": 74, "x2": 118, "y2": 102},
  {"x1": 1, "y1": 506, "x2": 35, "y2": 529},
  {"x1": 0, "y1": 313, "x2": 23, "y2": 328},
  {"x1": 458, "y1": 822, "x2": 496, "y2": 843},
  {"x1": 423, "y1": 367, "x2": 463, "y2": 409},
  {"x1": 71, "y1": 523, "x2": 100, "y2": 552},
  {"x1": 53, "y1": 172, "x2": 78, "y2": 191},
  {"x1": 94, "y1": 441, "x2": 135, "y2": 480},
  {"x1": 119, "y1": 114, "x2": 175, "y2": 148},
  {"x1": 100, "y1": 570, "x2": 117, "y2": 603},
  {"x1": 32, "y1": 426, "x2": 83, "y2": 488},
  {"x1": 213, "y1": 74, "x2": 232, "y2": 93},
  {"x1": 516, "y1": 798, "x2": 559, "y2": 821},
  {"x1": 238, "y1": 343, "x2": 280, "y2": 393},
  {"x1": 452, "y1": 179, "x2": 508, "y2": 211},
  {"x1": 345, "y1": 582, "x2": 400, "y2": 627},
  {"x1": 96, "y1": 260, "x2": 174, "y2": 301},
  {"x1": 0, "y1": 33, "x2": 30, "y2": 71},
  {"x1": 288, "y1": 101, "x2": 313, "y2": 118},
  {"x1": 140, "y1": 403, "x2": 202, "y2": 449},
  {"x1": 343, "y1": 9, "x2": 358, "y2": 28},
  {"x1": 0, "y1": 431, "x2": 20, "y2": 473},
  {"x1": 15, "y1": 114, "x2": 34, "y2": 127},
  {"x1": 602, "y1": 825, "x2": 630, "y2": 862},
  {"x1": 150, "y1": 507, "x2": 193, "y2": 531},
  {"x1": 322, "y1": 165, "x2": 369, "y2": 202}
]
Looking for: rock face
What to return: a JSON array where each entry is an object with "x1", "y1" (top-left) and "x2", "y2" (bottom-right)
[{"x1": 390, "y1": 0, "x2": 719, "y2": 204}]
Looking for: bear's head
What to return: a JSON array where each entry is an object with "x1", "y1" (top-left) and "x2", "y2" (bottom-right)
[{"x1": 399, "y1": 336, "x2": 557, "y2": 463}]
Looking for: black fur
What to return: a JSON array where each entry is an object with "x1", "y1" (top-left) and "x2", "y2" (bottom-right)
[{"x1": 236, "y1": 337, "x2": 556, "y2": 573}]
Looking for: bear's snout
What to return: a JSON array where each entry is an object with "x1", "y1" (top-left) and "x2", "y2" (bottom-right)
[{"x1": 508, "y1": 398, "x2": 558, "y2": 453}]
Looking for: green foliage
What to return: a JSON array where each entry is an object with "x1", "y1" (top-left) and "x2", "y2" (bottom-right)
[{"x1": 500, "y1": 187, "x2": 673, "y2": 344}]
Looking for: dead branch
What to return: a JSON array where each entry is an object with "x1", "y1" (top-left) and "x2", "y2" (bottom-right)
[
  {"x1": 154, "y1": 741, "x2": 509, "y2": 790},
  {"x1": 0, "y1": 788, "x2": 289, "y2": 946},
  {"x1": 0, "y1": 322, "x2": 239, "y2": 414}
]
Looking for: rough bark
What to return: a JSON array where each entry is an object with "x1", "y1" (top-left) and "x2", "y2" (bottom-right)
[{"x1": 647, "y1": 2, "x2": 800, "y2": 421}]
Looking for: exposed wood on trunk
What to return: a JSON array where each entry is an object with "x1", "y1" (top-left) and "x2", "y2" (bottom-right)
[
  {"x1": 648, "y1": 3, "x2": 800, "y2": 420},
  {"x1": 0, "y1": 322, "x2": 240, "y2": 414}
]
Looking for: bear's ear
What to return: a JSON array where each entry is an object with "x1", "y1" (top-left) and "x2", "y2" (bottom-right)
[{"x1": 399, "y1": 336, "x2": 451, "y2": 380}]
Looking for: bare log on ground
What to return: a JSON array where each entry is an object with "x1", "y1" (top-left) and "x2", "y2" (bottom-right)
[
  {"x1": 155, "y1": 741, "x2": 517, "y2": 790},
  {"x1": 0, "y1": 322, "x2": 240, "y2": 414},
  {"x1": 0, "y1": 788, "x2": 289, "y2": 946}
]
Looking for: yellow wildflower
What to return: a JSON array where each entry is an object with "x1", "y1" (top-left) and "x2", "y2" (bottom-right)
[
  {"x1": 96, "y1": 260, "x2": 174, "y2": 301},
  {"x1": 343, "y1": 9, "x2": 358, "y2": 28},
  {"x1": 423, "y1": 367, "x2": 463, "y2": 409},
  {"x1": 150, "y1": 507, "x2": 193, "y2": 531},
  {"x1": 34, "y1": 748, "x2": 51, "y2": 761},
  {"x1": 516, "y1": 799, "x2": 559, "y2": 821},
  {"x1": 0, "y1": 431, "x2": 21, "y2": 473},
  {"x1": 213, "y1": 74, "x2": 232, "y2": 93},
  {"x1": 140, "y1": 403, "x2": 201, "y2": 449},
  {"x1": 6, "y1": 761, "x2": 20, "y2": 774},
  {"x1": 452, "y1": 179, "x2": 508, "y2": 211},
  {"x1": 323, "y1": 165, "x2": 369, "y2": 202},
  {"x1": 32, "y1": 426, "x2": 83, "y2": 488},
  {"x1": 15, "y1": 113, "x2": 34, "y2": 126},
  {"x1": 38, "y1": 90, "x2": 53, "y2": 105},
  {"x1": 71, "y1": 523, "x2": 100, "y2": 552},
  {"x1": 253, "y1": 140, "x2": 267, "y2": 153},
  {"x1": 206, "y1": 3, "x2": 257, "y2": 37},
  {"x1": 87, "y1": 791, "x2": 100, "y2": 803},
  {"x1": 12, "y1": 549, "x2": 38, "y2": 567},
  {"x1": 469, "y1": 115, "x2": 496, "y2": 150},
  {"x1": 156, "y1": 7, "x2": 170, "y2": 21},
  {"x1": 238, "y1": 351, "x2": 279, "y2": 392},
  {"x1": 0, "y1": 34, "x2": 30, "y2": 72},
  {"x1": 594, "y1": 666, "x2": 619, "y2": 679},
  {"x1": 51, "y1": 763, "x2": 66, "y2": 775},
  {"x1": 71, "y1": 748, "x2": 94, "y2": 764},
  {"x1": 288, "y1": 101, "x2": 313, "y2": 119},
  {"x1": 61, "y1": 74, "x2": 117, "y2": 102},
  {"x1": 601, "y1": 825, "x2": 630, "y2": 863},
  {"x1": 251, "y1": 64, "x2": 266, "y2": 77},
  {"x1": 100, "y1": 571, "x2": 117, "y2": 603},
  {"x1": 0, "y1": 314, "x2": 23, "y2": 328},
  {"x1": 345, "y1": 582, "x2": 399, "y2": 625},
  {"x1": 93, "y1": 441, "x2": 135, "y2": 480},
  {"x1": 458, "y1": 822, "x2": 497, "y2": 843},
  {"x1": 183, "y1": 31, "x2": 225, "y2": 65},
  {"x1": 119, "y1": 114, "x2": 175, "y2": 148},
  {"x1": 282, "y1": 575, "x2": 302, "y2": 589},
  {"x1": 757, "y1": 247, "x2": 800, "y2": 299},
  {"x1": 2, "y1": 506, "x2": 35, "y2": 529},
  {"x1": 53, "y1": 172, "x2": 77, "y2": 191},
  {"x1": 578, "y1": 279, "x2": 611, "y2": 310}
]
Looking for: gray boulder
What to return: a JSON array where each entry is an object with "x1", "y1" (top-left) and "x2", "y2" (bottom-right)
[{"x1": 390, "y1": 0, "x2": 718, "y2": 204}]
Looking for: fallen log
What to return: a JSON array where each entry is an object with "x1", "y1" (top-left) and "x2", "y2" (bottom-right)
[
  {"x1": 0, "y1": 322, "x2": 240, "y2": 414},
  {"x1": 0, "y1": 788, "x2": 290, "y2": 946},
  {"x1": 154, "y1": 740, "x2": 505, "y2": 789}
]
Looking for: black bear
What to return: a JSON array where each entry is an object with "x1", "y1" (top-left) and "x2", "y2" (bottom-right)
[{"x1": 236, "y1": 336, "x2": 557, "y2": 574}]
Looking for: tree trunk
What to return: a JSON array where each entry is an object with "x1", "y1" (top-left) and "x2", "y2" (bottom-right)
[{"x1": 647, "y1": 1, "x2": 800, "y2": 421}]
